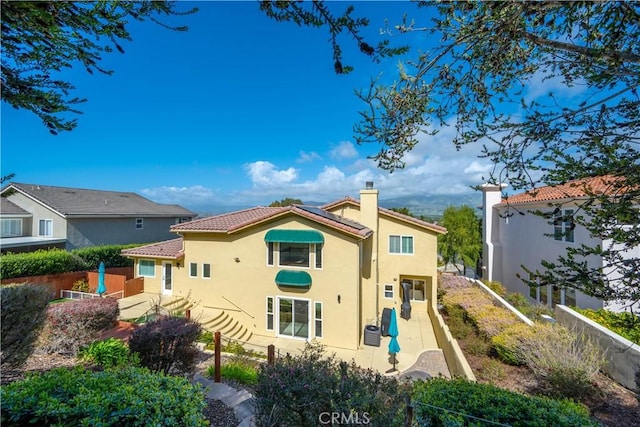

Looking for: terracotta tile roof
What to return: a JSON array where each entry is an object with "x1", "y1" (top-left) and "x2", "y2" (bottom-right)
[
  {"x1": 170, "y1": 205, "x2": 373, "y2": 239},
  {"x1": 500, "y1": 175, "x2": 625, "y2": 205},
  {"x1": 121, "y1": 238, "x2": 184, "y2": 259},
  {"x1": 323, "y1": 197, "x2": 447, "y2": 234}
]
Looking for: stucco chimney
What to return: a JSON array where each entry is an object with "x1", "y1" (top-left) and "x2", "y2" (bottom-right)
[
  {"x1": 480, "y1": 183, "x2": 507, "y2": 281},
  {"x1": 360, "y1": 182, "x2": 378, "y2": 230}
]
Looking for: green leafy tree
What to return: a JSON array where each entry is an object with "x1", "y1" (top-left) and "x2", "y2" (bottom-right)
[
  {"x1": 438, "y1": 205, "x2": 481, "y2": 275},
  {"x1": 389, "y1": 206, "x2": 413, "y2": 217},
  {"x1": 269, "y1": 198, "x2": 303, "y2": 207},
  {"x1": 263, "y1": 1, "x2": 640, "y2": 307},
  {"x1": 1, "y1": 1, "x2": 197, "y2": 134}
]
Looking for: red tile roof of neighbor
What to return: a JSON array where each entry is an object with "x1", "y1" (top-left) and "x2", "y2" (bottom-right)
[
  {"x1": 500, "y1": 175, "x2": 626, "y2": 205},
  {"x1": 121, "y1": 238, "x2": 184, "y2": 259},
  {"x1": 323, "y1": 197, "x2": 447, "y2": 234}
]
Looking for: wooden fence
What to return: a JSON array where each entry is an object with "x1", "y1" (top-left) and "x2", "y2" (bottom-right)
[{"x1": 1, "y1": 267, "x2": 140, "y2": 299}]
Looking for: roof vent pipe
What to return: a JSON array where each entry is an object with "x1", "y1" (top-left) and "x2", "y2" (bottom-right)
[{"x1": 365, "y1": 181, "x2": 374, "y2": 189}]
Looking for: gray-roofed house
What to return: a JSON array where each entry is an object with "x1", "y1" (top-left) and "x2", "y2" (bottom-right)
[{"x1": 0, "y1": 183, "x2": 196, "y2": 253}]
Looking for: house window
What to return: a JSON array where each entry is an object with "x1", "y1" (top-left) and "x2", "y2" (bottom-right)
[
  {"x1": 314, "y1": 302, "x2": 323, "y2": 338},
  {"x1": 315, "y1": 243, "x2": 323, "y2": 269},
  {"x1": 384, "y1": 284, "x2": 394, "y2": 299},
  {"x1": 389, "y1": 235, "x2": 414, "y2": 254},
  {"x1": 266, "y1": 297, "x2": 274, "y2": 331},
  {"x1": 1, "y1": 219, "x2": 22, "y2": 237},
  {"x1": 203, "y1": 263, "x2": 211, "y2": 279},
  {"x1": 38, "y1": 219, "x2": 53, "y2": 237},
  {"x1": 189, "y1": 262, "x2": 198, "y2": 278},
  {"x1": 279, "y1": 242, "x2": 310, "y2": 267},
  {"x1": 136, "y1": 218, "x2": 144, "y2": 229},
  {"x1": 138, "y1": 259, "x2": 155, "y2": 277},
  {"x1": 553, "y1": 209, "x2": 574, "y2": 242},
  {"x1": 176, "y1": 217, "x2": 191, "y2": 224},
  {"x1": 267, "y1": 242, "x2": 274, "y2": 266}
]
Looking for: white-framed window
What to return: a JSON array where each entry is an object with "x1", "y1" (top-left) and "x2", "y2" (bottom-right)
[
  {"x1": 402, "y1": 279, "x2": 426, "y2": 302},
  {"x1": 1, "y1": 219, "x2": 22, "y2": 237},
  {"x1": 136, "y1": 218, "x2": 144, "y2": 229},
  {"x1": 277, "y1": 297, "x2": 310, "y2": 340},
  {"x1": 553, "y1": 209, "x2": 574, "y2": 243},
  {"x1": 203, "y1": 263, "x2": 211, "y2": 279},
  {"x1": 314, "y1": 301, "x2": 323, "y2": 339},
  {"x1": 267, "y1": 242, "x2": 275, "y2": 266},
  {"x1": 315, "y1": 243, "x2": 323, "y2": 269},
  {"x1": 138, "y1": 259, "x2": 155, "y2": 277},
  {"x1": 189, "y1": 262, "x2": 198, "y2": 278},
  {"x1": 266, "y1": 296, "x2": 274, "y2": 331},
  {"x1": 389, "y1": 235, "x2": 414, "y2": 254},
  {"x1": 279, "y1": 242, "x2": 310, "y2": 268},
  {"x1": 384, "y1": 284, "x2": 394, "y2": 299},
  {"x1": 38, "y1": 219, "x2": 53, "y2": 237}
]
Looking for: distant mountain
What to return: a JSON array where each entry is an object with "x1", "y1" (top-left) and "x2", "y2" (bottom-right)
[
  {"x1": 380, "y1": 193, "x2": 482, "y2": 218},
  {"x1": 190, "y1": 193, "x2": 481, "y2": 219}
]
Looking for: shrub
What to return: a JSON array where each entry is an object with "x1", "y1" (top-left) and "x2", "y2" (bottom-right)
[
  {"x1": 43, "y1": 297, "x2": 119, "y2": 355},
  {"x1": 464, "y1": 334, "x2": 491, "y2": 356},
  {"x1": 79, "y1": 337, "x2": 138, "y2": 369},
  {"x1": 129, "y1": 315, "x2": 202, "y2": 376},
  {"x1": 466, "y1": 304, "x2": 520, "y2": 338},
  {"x1": 1, "y1": 283, "x2": 51, "y2": 368},
  {"x1": 223, "y1": 340, "x2": 247, "y2": 355},
  {"x1": 0, "y1": 249, "x2": 89, "y2": 279},
  {"x1": 413, "y1": 377, "x2": 598, "y2": 426},
  {"x1": 0, "y1": 366, "x2": 207, "y2": 426},
  {"x1": 218, "y1": 355, "x2": 259, "y2": 385},
  {"x1": 520, "y1": 325, "x2": 604, "y2": 399},
  {"x1": 482, "y1": 280, "x2": 507, "y2": 297},
  {"x1": 443, "y1": 304, "x2": 474, "y2": 339},
  {"x1": 575, "y1": 307, "x2": 640, "y2": 345},
  {"x1": 492, "y1": 322, "x2": 544, "y2": 366},
  {"x1": 71, "y1": 279, "x2": 90, "y2": 293},
  {"x1": 72, "y1": 244, "x2": 138, "y2": 269},
  {"x1": 505, "y1": 292, "x2": 529, "y2": 308},
  {"x1": 255, "y1": 342, "x2": 410, "y2": 426}
]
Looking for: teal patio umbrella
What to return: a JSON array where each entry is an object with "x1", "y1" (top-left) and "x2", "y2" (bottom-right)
[
  {"x1": 388, "y1": 307, "x2": 400, "y2": 372},
  {"x1": 97, "y1": 262, "x2": 107, "y2": 295}
]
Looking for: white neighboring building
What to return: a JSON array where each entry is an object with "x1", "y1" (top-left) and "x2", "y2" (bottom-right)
[{"x1": 481, "y1": 176, "x2": 639, "y2": 313}]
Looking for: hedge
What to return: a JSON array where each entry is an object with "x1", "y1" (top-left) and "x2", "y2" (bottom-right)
[
  {"x1": 0, "y1": 366, "x2": 207, "y2": 426},
  {"x1": 413, "y1": 377, "x2": 599, "y2": 426},
  {"x1": 574, "y1": 307, "x2": 640, "y2": 345},
  {"x1": 0, "y1": 244, "x2": 141, "y2": 279}
]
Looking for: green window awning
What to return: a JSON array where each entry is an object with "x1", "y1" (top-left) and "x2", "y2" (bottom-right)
[
  {"x1": 264, "y1": 229, "x2": 324, "y2": 244},
  {"x1": 275, "y1": 270, "x2": 312, "y2": 288}
]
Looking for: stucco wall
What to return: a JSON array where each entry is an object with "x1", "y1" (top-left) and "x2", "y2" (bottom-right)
[
  {"x1": 6, "y1": 192, "x2": 67, "y2": 239},
  {"x1": 492, "y1": 203, "x2": 604, "y2": 310},
  {"x1": 428, "y1": 303, "x2": 476, "y2": 380},
  {"x1": 555, "y1": 305, "x2": 640, "y2": 392}
]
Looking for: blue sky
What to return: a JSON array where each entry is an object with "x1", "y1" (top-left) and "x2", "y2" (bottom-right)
[{"x1": 2, "y1": 1, "x2": 499, "y2": 212}]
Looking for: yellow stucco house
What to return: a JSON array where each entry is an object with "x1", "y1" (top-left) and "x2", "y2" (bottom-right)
[{"x1": 122, "y1": 183, "x2": 445, "y2": 350}]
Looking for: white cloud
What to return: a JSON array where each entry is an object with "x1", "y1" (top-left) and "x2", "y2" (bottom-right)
[
  {"x1": 296, "y1": 150, "x2": 321, "y2": 163},
  {"x1": 244, "y1": 161, "x2": 298, "y2": 187},
  {"x1": 329, "y1": 141, "x2": 359, "y2": 160}
]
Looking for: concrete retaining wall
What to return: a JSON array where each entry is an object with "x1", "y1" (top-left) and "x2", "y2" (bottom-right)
[
  {"x1": 555, "y1": 305, "x2": 640, "y2": 392},
  {"x1": 428, "y1": 303, "x2": 476, "y2": 381}
]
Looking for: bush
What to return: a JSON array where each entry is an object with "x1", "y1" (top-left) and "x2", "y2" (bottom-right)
[
  {"x1": 218, "y1": 355, "x2": 259, "y2": 385},
  {"x1": 575, "y1": 307, "x2": 640, "y2": 345},
  {"x1": 1, "y1": 283, "x2": 51, "y2": 368},
  {"x1": 79, "y1": 337, "x2": 138, "y2": 369},
  {"x1": 520, "y1": 325, "x2": 604, "y2": 399},
  {"x1": 443, "y1": 304, "x2": 474, "y2": 339},
  {"x1": 0, "y1": 366, "x2": 207, "y2": 426},
  {"x1": 71, "y1": 279, "x2": 90, "y2": 293},
  {"x1": 482, "y1": 280, "x2": 507, "y2": 297},
  {"x1": 505, "y1": 292, "x2": 529, "y2": 308},
  {"x1": 492, "y1": 322, "x2": 544, "y2": 366},
  {"x1": 43, "y1": 297, "x2": 119, "y2": 355},
  {"x1": 413, "y1": 377, "x2": 599, "y2": 426},
  {"x1": 129, "y1": 315, "x2": 202, "y2": 376},
  {"x1": 72, "y1": 244, "x2": 138, "y2": 269},
  {"x1": 0, "y1": 249, "x2": 89, "y2": 279},
  {"x1": 466, "y1": 305, "x2": 520, "y2": 338},
  {"x1": 255, "y1": 342, "x2": 410, "y2": 426}
]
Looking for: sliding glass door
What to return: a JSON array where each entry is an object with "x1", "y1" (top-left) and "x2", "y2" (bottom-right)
[{"x1": 277, "y1": 297, "x2": 309, "y2": 339}]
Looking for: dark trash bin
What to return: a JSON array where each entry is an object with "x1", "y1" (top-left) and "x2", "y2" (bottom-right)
[
  {"x1": 380, "y1": 308, "x2": 392, "y2": 336},
  {"x1": 401, "y1": 301, "x2": 411, "y2": 320},
  {"x1": 363, "y1": 325, "x2": 381, "y2": 347}
]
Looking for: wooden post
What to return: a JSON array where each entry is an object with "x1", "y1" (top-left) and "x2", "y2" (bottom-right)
[
  {"x1": 214, "y1": 331, "x2": 221, "y2": 383},
  {"x1": 267, "y1": 344, "x2": 275, "y2": 365},
  {"x1": 185, "y1": 309, "x2": 190, "y2": 320},
  {"x1": 405, "y1": 396, "x2": 413, "y2": 427}
]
